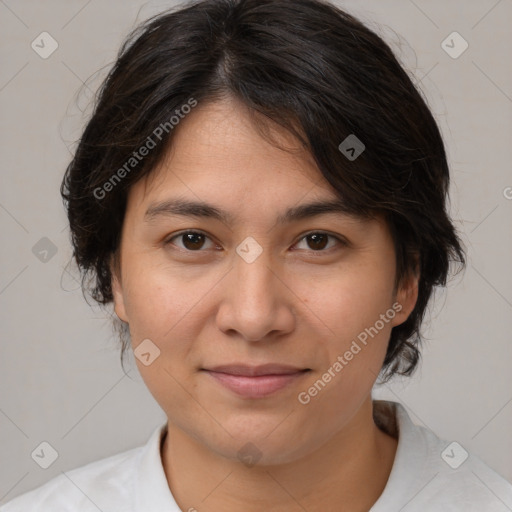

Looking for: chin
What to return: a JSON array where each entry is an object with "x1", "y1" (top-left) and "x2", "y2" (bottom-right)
[{"x1": 201, "y1": 421, "x2": 321, "y2": 468}]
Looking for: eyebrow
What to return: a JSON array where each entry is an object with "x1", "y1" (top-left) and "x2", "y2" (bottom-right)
[{"x1": 144, "y1": 197, "x2": 358, "y2": 225}]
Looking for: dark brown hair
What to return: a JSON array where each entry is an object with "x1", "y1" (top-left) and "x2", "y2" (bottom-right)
[{"x1": 61, "y1": 0, "x2": 465, "y2": 382}]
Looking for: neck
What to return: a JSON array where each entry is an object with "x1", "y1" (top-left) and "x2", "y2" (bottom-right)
[{"x1": 161, "y1": 397, "x2": 397, "y2": 512}]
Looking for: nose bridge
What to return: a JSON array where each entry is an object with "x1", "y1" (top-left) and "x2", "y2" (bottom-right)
[
  {"x1": 217, "y1": 237, "x2": 292, "y2": 341},
  {"x1": 233, "y1": 240, "x2": 276, "y2": 313}
]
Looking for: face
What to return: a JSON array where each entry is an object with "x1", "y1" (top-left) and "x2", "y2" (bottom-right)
[{"x1": 112, "y1": 96, "x2": 418, "y2": 465}]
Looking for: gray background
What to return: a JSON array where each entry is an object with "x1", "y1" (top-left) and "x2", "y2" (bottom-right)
[{"x1": 1, "y1": 0, "x2": 511, "y2": 504}]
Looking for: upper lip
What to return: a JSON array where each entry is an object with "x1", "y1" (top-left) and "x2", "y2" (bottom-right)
[{"x1": 203, "y1": 364, "x2": 309, "y2": 376}]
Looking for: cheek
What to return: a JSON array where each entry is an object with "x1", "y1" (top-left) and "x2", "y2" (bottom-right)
[
  {"x1": 120, "y1": 258, "x2": 216, "y2": 382},
  {"x1": 302, "y1": 262, "x2": 395, "y2": 338},
  {"x1": 298, "y1": 266, "x2": 395, "y2": 393},
  {"x1": 121, "y1": 256, "x2": 200, "y2": 338},
  {"x1": 122, "y1": 266, "x2": 202, "y2": 414}
]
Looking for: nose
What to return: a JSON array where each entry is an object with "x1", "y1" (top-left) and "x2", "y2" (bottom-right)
[{"x1": 215, "y1": 244, "x2": 296, "y2": 342}]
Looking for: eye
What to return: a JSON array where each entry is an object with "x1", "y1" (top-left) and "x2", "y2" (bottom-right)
[
  {"x1": 293, "y1": 232, "x2": 345, "y2": 252},
  {"x1": 164, "y1": 230, "x2": 347, "y2": 254},
  {"x1": 165, "y1": 230, "x2": 217, "y2": 251}
]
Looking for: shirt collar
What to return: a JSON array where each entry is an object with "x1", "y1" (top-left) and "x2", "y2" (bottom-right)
[
  {"x1": 370, "y1": 400, "x2": 431, "y2": 511},
  {"x1": 132, "y1": 400, "x2": 428, "y2": 511},
  {"x1": 134, "y1": 421, "x2": 181, "y2": 511}
]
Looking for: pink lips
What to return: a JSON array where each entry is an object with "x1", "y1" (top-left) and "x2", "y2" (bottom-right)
[{"x1": 202, "y1": 364, "x2": 310, "y2": 399}]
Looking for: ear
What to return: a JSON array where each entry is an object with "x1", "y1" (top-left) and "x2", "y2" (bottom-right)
[
  {"x1": 390, "y1": 257, "x2": 420, "y2": 328},
  {"x1": 110, "y1": 255, "x2": 129, "y2": 323}
]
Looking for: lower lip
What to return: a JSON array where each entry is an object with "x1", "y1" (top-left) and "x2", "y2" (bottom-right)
[{"x1": 203, "y1": 370, "x2": 309, "y2": 399}]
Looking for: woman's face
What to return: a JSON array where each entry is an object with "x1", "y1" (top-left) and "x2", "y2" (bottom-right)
[{"x1": 112, "y1": 97, "x2": 417, "y2": 465}]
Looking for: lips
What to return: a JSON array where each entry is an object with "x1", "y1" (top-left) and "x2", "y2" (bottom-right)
[
  {"x1": 201, "y1": 364, "x2": 310, "y2": 399},
  {"x1": 205, "y1": 363, "x2": 308, "y2": 376}
]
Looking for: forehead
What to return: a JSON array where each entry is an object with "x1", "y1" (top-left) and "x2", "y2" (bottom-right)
[{"x1": 129, "y1": 97, "x2": 340, "y2": 212}]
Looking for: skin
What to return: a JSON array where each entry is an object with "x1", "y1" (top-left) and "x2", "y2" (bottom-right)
[{"x1": 111, "y1": 96, "x2": 419, "y2": 511}]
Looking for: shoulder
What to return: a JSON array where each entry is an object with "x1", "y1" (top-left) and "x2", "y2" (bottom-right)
[
  {"x1": 372, "y1": 400, "x2": 512, "y2": 511},
  {"x1": 414, "y1": 426, "x2": 512, "y2": 511},
  {"x1": 413, "y1": 435, "x2": 512, "y2": 511},
  {"x1": 0, "y1": 445, "x2": 141, "y2": 512}
]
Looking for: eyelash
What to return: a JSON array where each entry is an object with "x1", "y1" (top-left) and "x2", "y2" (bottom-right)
[{"x1": 164, "y1": 230, "x2": 347, "y2": 254}]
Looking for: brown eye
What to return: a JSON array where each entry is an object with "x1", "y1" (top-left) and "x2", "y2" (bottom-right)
[
  {"x1": 182, "y1": 232, "x2": 205, "y2": 250},
  {"x1": 166, "y1": 231, "x2": 215, "y2": 251},
  {"x1": 294, "y1": 232, "x2": 341, "y2": 252},
  {"x1": 306, "y1": 233, "x2": 329, "y2": 250}
]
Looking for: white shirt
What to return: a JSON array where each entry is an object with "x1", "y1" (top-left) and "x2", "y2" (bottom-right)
[{"x1": 1, "y1": 400, "x2": 511, "y2": 511}]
